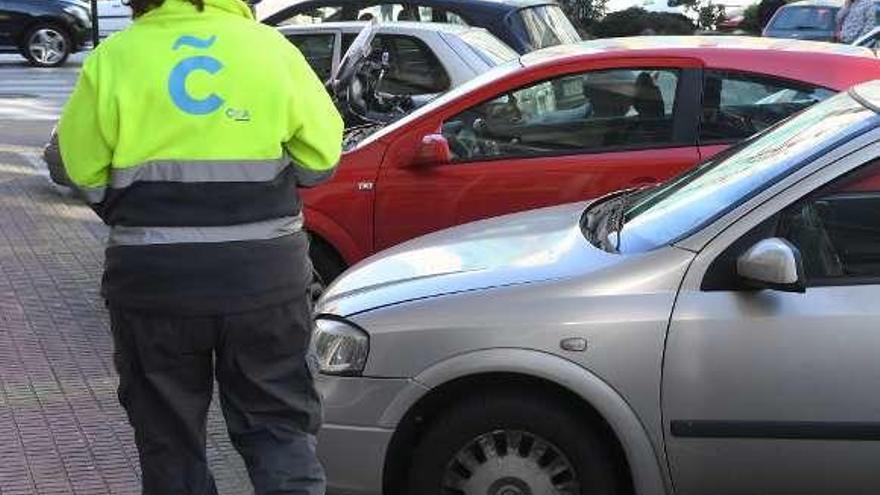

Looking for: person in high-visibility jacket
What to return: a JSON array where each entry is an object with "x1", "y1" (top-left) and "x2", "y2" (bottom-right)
[{"x1": 57, "y1": 0, "x2": 343, "y2": 493}]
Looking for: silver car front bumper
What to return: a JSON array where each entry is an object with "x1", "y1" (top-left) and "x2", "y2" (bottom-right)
[{"x1": 316, "y1": 374, "x2": 415, "y2": 495}]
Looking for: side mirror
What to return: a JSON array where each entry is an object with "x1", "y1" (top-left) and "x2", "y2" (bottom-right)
[
  {"x1": 736, "y1": 238, "x2": 806, "y2": 293},
  {"x1": 413, "y1": 134, "x2": 451, "y2": 167}
]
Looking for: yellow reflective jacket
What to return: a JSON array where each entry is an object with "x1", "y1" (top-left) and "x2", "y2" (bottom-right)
[{"x1": 57, "y1": 0, "x2": 343, "y2": 314}]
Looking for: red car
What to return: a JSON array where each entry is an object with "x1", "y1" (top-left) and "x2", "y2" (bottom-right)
[{"x1": 304, "y1": 36, "x2": 880, "y2": 283}]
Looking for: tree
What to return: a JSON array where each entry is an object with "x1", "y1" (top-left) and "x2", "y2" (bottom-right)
[
  {"x1": 558, "y1": 0, "x2": 610, "y2": 34},
  {"x1": 592, "y1": 7, "x2": 696, "y2": 37},
  {"x1": 676, "y1": 0, "x2": 727, "y2": 30}
]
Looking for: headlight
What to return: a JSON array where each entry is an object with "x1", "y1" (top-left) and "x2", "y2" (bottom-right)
[{"x1": 314, "y1": 318, "x2": 369, "y2": 376}]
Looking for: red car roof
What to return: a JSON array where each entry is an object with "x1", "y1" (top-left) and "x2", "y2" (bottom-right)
[{"x1": 522, "y1": 36, "x2": 880, "y2": 90}]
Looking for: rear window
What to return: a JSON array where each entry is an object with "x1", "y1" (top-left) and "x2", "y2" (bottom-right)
[
  {"x1": 457, "y1": 30, "x2": 519, "y2": 66},
  {"x1": 770, "y1": 6, "x2": 837, "y2": 30},
  {"x1": 518, "y1": 5, "x2": 582, "y2": 51}
]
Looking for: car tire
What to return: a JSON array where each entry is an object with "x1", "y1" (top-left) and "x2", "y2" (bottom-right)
[
  {"x1": 22, "y1": 23, "x2": 71, "y2": 68},
  {"x1": 407, "y1": 391, "x2": 622, "y2": 495},
  {"x1": 308, "y1": 236, "x2": 346, "y2": 301}
]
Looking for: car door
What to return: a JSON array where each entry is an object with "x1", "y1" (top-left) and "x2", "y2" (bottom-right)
[
  {"x1": 0, "y1": 0, "x2": 22, "y2": 49},
  {"x1": 373, "y1": 60, "x2": 702, "y2": 251},
  {"x1": 663, "y1": 148, "x2": 880, "y2": 495},
  {"x1": 698, "y1": 70, "x2": 837, "y2": 161}
]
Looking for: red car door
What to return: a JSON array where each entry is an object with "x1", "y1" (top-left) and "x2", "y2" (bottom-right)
[{"x1": 374, "y1": 58, "x2": 703, "y2": 251}]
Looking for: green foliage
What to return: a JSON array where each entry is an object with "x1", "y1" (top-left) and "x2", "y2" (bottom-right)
[
  {"x1": 697, "y1": 3, "x2": 726, "y2": 29},
  {"x1": 674, "y1": 0, "x2": 727, "y2": 29},
  {"x1": 739, "y1": 4, "x2": 763, "y2": 34},
  {"x1": 558, "y1": 0, "x2": 609, "y2": 34},
  {"x1": 592, "y1": 7, "x2": 697, "y2": 37}
]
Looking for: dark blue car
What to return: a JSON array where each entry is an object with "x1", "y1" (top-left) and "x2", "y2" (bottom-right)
[
  {"x1": 0, "y1": 0, "x2": 92, "y2": 67},
  {"x1": 261, "y1": 0, "x2": 582, "y2": 54}
]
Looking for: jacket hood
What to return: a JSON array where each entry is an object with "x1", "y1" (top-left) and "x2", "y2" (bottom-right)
[
  {"x1": 317, "y1": 201, "x2": 627, "y2": 316},
  {"x1": 141, "y1": 0, "x2": 254, "y2": 20}
]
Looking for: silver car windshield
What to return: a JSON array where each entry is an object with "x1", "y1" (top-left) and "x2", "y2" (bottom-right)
[{"x1": 615, "y1": 91, "x2": 876, "y2": 253}]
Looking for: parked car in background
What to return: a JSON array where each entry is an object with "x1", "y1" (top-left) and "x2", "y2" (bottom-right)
[
  {"x1": 280, "y1": 21, "x2": 517, "y2": 89},
  {"x1": 0, "y1": 0, "x2": 91, "y2": 67},
  {"x1": 762, "y1": 0, "x2": 841, "y2": 40},
  {"x1": 312, "y1": 78, "x2": 880, "y2": 495},
  {"x1": 97, "y1": 0, "x2": 132, "y2": 39},
  {"x1": 262, "y1": 0, "x2": 582, "y2": 54},
  {"x1": 301, "y1": 37, "x2": 880, "y2": 287}
]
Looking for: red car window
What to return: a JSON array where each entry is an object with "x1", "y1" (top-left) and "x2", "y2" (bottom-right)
[{"x1": 441, "y1": 68, "x2": 683, "y2": 162}]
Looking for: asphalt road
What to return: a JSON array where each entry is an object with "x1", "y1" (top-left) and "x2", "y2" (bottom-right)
[{"x1": 0, "y1": 53, "x2": 82, "y2": 149}]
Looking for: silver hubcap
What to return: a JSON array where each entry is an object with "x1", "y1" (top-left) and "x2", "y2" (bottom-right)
[
  {"x1": 443, "y1": 430, "x2": 580, "y2": 495},
  {"x1": 28, "y1": 28, "x2": 67, "y2": 65}
]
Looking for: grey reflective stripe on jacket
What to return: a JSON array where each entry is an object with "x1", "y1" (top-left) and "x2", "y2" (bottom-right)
[
  {"x1": 109, "y1": 214, "x2": 304, "y2": 246},
  {"x1": 294, "y1": 162, "x2": 336, "y2": 187},
  {"x1": 110, "y1": 158, "x2": 292, "y2": 188},
  {"x1": 79, "y1": 186, "x2": 108, "y2": 204},
  {"x1": 74, "y1": 157, "x2": 334, "y2": 205},
  {"x1": 110, "y1": 157, "x2": 334, "y2": 188}
]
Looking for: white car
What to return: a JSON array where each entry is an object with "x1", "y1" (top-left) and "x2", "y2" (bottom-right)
[
  {"x1": 279, "y1": 22, "x2": 518, "y2": 91},
  {"x1": 96, "y1": 0, "x2": 132, "y2": 39}
]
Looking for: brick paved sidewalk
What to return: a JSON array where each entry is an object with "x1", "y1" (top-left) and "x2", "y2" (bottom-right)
[{"x1": 0, "y1": 149, "x2": 253, "y2": 495}]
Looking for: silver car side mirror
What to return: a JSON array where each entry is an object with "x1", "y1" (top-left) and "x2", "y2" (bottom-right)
[{"x1": 736, "y1": 238, "x2": 806, "y2": 293}]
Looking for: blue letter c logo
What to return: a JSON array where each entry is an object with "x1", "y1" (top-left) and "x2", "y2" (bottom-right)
[
  {"x1": 168, "y1": 56, "x2": 225, "y2": 115},
  {"x1": 168, "y1": 35, "x2": 224, "y2": 115}
]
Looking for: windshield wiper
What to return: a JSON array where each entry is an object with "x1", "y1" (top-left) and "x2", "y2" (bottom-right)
[
  {"x1": 602, "y1": 185, "x2": 654, "y2": 253},
  {"x1": 581, "y1": 188, "x2": 638, "y2": 245}
]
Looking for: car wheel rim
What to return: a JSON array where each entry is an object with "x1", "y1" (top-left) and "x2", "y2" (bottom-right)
[
  {"x1": 442, "y1": 430, "x2": 580, "y2": 495},
  {"x1": 28, "y1": 28, "x2": 67, "y2": 65}
]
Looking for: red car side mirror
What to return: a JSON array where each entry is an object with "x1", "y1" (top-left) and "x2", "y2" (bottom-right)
[{"x1": 413, "y1": 134, "x2": 452, "y2": 167}]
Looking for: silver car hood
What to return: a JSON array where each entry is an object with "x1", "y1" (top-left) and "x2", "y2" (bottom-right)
[{"x1": 318, "y1": 201, "x2": 630, "y2": 316}]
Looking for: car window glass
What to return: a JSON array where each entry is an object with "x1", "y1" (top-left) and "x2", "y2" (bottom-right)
[
  {"x1": 286, "y1": 34, "x2": 336, "y2": 81},
  {"x1": 277, "y1": 6, "x2": 344, "y2": 26},
  {"x1": 442, "y1": 69, "x2": 680, "y2": 162},
  {"x1": 357, "y1": 4, "x2": 406, "y2": 21},
  {"x1": 458, "y1": 30, "x2": 518, "y2": 66},
  {"x1": 446, "y1": 11, "x2": 469, "y2": 25},
  {"x1": 519, "y1": 5, "x2": 582, "y2": 51},
  {"x1": 770, "y1": 6, "x2": 837, "y2": 30},
  {"x1": 700, "y1": 70, "x2": 836, "y2": 143},
  {"x1": 617, "y1": 92, "x2": 873, "y2": 253},
  {"x1": 341, "y1": 33, "x2": 358, "y2": 55},
  {"x1": 779, "y1": 160, "x2": 880, "y2": 283},
  {"x1": 374, "y1": 35, "x2": 450, "y2": 95}
]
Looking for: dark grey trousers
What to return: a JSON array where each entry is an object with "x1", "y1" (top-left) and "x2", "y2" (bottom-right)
[{"x1": 109, "y1": 297, "x2": 324, "y2": 495}]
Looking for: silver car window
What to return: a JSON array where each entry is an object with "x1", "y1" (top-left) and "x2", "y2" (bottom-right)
[{"x1": 617, "y1": 92, "x2": 876, "y2": 253}]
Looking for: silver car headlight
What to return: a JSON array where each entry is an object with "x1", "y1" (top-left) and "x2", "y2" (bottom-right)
[{"x1": 314, "y1": 318, "x2": 369, "y2": 376}]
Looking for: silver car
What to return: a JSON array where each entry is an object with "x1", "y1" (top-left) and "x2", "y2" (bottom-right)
[
  {"x1": 313, "y1": 80, "x2": 880, "y2": 495},
  {"x1": 278, "y1": 22, "x2": 518, "y2": 91}
]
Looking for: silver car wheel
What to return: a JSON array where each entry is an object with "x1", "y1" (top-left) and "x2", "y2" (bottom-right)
[
  {"x1": 28, "y1": 28, "x2": 68, "y2": 66},
  {"x1": 442, "y1": 430, "x2": 580, "y2": 495}
]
